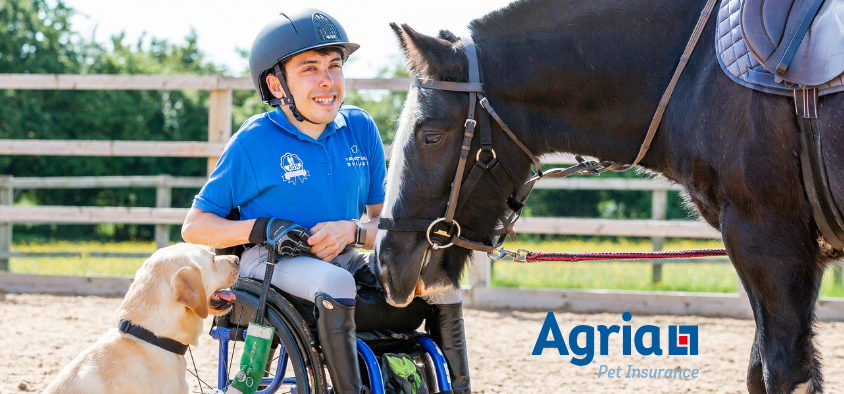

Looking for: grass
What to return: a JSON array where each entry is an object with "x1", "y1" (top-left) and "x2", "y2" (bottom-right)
[
  {"x1": 7, "y1": 239, "x2": 844, "y2": 298},
  {"x1": 9, "y1": 241, "x2": 153, "y2": 277}
]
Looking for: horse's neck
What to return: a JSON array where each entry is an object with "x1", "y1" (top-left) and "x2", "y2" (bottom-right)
[{"x1": 475, "y1": 0, "x2": 708, "y2": 170}]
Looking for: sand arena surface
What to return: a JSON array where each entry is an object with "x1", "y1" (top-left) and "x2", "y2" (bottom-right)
[{"x1": 4, "y1": 293, "x2": 844, "y2": 393}]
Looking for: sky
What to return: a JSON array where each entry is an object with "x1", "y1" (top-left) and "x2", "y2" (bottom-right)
[{"x1": 66, "y1": 0, "x2": 517, "y2": 78}]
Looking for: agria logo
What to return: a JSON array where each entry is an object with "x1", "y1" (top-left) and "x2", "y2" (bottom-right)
[{"x1": 532, "y1": 312, "x2": 698, "y2": 366}]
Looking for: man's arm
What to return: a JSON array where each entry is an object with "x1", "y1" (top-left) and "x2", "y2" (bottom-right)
[
  {"x1": 362, "y1": 203, "x2": 383, "y2": 250},
  {"x1": 181, "y1": 207, "x2": 255, "y2": 248}
]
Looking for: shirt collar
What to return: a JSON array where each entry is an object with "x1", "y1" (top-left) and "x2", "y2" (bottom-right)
[{"x1": 268, "y1": 107, "x2": 347, "y2": 142}]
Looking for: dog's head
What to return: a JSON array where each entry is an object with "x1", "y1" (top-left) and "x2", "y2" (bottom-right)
[
  {"x1": 118, "y1": 243, "x2": 240, "y2": 344},
  {"x1": 161, "y1": 243, "x2": 240, "y2": 318}
]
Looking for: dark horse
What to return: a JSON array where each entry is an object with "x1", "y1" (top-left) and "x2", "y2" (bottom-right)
[{"x1": 373, "y1": 0, "x2": 844, "y2": 392}]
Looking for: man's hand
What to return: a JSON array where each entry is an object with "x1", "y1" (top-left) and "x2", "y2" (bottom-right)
[
  {"x1": 251, "y1": 218, "x2": 312, "y2": 258},
  {"x1": 308, "y1": 220, "x2": 357, "y2": 262}
]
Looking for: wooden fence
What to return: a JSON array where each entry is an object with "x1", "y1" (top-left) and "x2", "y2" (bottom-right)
[
  {"x1": 0, "y1": 73, "x2": 717, "y2": 263},
  {"x1": 2, "y1": 73, "x2": 780, "y2": 319}
]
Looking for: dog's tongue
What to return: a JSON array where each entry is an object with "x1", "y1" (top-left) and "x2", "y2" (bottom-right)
[{"x1": 214, "y1": 290, "x2": 236, "y2": 301}]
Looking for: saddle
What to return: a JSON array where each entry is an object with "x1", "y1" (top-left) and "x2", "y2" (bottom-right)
[
  {"x1": 741, "y1": 0, "x2": 844, "y2": 86},
  {"x1": 716, "y1": 0, "x2": 844, "y2": 250},
  {"x1": 717, "y1": 0, "x2": 844, "y2": 95}
]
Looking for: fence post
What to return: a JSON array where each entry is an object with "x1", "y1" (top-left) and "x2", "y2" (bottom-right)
[
  {"x1": 208, "y1": 89, "x2": 233, "y2": 176},
  {"x1": 651, "y1": 189, "x2": 668, "y2": 283},
  {"x1": 155, "y1": 175, "x2": 172, "y2": 250},
  {"x1": 469, "y1": 250, "x2": 491, "y2": 289},
  {"x1": 0, "y1": 175, "x2": 13, "y2": 271}
]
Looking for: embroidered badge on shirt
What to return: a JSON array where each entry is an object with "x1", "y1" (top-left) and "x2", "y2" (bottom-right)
[
  {"x1": 280, "y1": 153, "x2": 309, "y2": 184},
  {"x1": 345, "y1": 145, "x2": 369, "y2": 167}
]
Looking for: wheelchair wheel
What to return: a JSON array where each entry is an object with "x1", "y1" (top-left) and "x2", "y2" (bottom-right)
[{"x1": 212, "y1": 278, "x2": 329, "y2": 394}]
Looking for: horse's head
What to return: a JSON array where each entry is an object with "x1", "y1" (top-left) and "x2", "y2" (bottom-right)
[{"x1": 375, "y1": 24, "x2": 534, "y2": 306}]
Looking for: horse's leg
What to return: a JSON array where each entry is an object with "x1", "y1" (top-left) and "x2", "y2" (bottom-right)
[
  {"x1": 722, "y1": 207, "x2": 824, "y2": 394},
  {"x1": 747, "y1": 332, "x2": 765, "y2": 393}
]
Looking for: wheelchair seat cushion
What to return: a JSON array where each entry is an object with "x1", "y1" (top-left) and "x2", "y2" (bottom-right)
[
  {"x1": 352, "y1": 264, "x2": 428, "y2": 332},
  {"x1": 357, "y1": 330, "x2": 427, "y2": 356}
]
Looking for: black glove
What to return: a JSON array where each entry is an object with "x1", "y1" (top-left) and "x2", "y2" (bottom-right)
[{"x1": 249, "y1": 217, "x2": 312, "y2": 258}]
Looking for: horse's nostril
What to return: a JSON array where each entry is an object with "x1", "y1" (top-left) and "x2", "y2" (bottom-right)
[{"x1": 233, "y1": 256, "x2": 240, "y2": 266}]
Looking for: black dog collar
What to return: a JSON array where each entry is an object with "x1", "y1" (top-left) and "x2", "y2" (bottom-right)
[{"x1": 118, "y1": 320, "x2": 189, "y2": 355}]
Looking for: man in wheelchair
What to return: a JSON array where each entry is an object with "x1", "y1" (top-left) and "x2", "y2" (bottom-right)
[{"x1": 181, "y1": 8, "x2": 470, "y2": 394}]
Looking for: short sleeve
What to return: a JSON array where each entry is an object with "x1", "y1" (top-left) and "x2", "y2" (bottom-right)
[
  {"x1": 192, "y1": 139, "x2": 260, "y2": 217},
  {"x1": 366, "y1": 118, "x2": 387, "y2": 206}
]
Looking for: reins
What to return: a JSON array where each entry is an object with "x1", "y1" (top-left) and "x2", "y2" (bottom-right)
[
  {"x1": 488, "y1": 247, "x2": 729, "y2": 263},
  {"x1": 380, "y1": 0, "x2": 725, "y2": 262}
]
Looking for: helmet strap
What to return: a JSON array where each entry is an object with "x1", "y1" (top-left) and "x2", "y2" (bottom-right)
[{"x1": 273, "y1": 65, "x2": 318, "y2": 125}]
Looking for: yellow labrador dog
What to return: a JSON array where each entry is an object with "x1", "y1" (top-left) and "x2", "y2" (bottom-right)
[{"x1": 43, "y1": 243, "x2": 240, "y2": 394}]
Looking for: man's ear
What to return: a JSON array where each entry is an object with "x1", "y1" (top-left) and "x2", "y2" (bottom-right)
[
  {"x1": 266, "y1": 74, "x2": 286, "y2": 99},
  {"x1": 172, "y1": 265, "x2": 208, "y2": 319}
]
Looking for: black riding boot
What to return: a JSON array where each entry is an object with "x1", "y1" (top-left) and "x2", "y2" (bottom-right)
[
  {"x1": 427, "y1": 303, "x2": 471, "y2": 394},
  {"x1": 315, "y1": 293, "x2": 367, "y2": 394}
]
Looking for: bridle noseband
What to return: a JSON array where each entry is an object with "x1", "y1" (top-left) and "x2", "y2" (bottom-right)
[{"x1": 379, "y1": 0, "x2": 717, "y2": 258}]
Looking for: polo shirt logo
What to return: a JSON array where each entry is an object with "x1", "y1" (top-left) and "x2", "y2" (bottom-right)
[
  {"x1": 280, "y1": 153, "x2": 309, "y2": 184},
  {"x1": 346, "y1": 145, "x2": 369, "y2": 167}
]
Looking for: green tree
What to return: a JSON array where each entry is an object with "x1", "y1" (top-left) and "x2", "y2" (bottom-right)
[{"x1": 0, "y1": 1, "x2": 221, "y2": 242}]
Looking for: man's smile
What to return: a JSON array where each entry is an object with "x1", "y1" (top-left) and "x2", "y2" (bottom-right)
[{"x1": 312, "y1": 95, "x2": 337, "y2": 106}]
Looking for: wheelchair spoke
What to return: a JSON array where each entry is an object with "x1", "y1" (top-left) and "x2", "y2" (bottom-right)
[
  {"x1": 263, "y1": 352, "x2": 284, "y2": 376},
  {"x1": 227, "y1": 304, "x2": 244, "y2": 381},
  {"x1": 185, "y1": 367, "x2": 213, "y2": 391},
  {"x1": 185, "y1": 346, "x2": 212, "y2": 390}
]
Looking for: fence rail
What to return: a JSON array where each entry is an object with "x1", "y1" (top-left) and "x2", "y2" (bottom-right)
[
  {"x1": 0, "y1": 74, "x2": 412, "y2": 91},
  {"x1": 0, "y1": 206, "x2": 716, "y2": 235},
  {"x1": 0, "y1": 140, "x2": 227, "y2": 157},
  {"x1": 0, "y1": 173, "x2": 711, "y2": 284},
  {"x1": 0, "y1": 74, "x2": 707, "y2": 288}
]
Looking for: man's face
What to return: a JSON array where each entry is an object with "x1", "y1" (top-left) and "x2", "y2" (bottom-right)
[{"x1": 282, "y1": 50, "x2": 345, "y2": 125}]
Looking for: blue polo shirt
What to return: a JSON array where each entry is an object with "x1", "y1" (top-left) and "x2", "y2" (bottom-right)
[{"x1": 193, "y1": 105, "x2": 387, "y2": 230}]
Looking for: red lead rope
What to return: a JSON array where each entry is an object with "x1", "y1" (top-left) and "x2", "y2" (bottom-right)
[{"x1": 523, "y1": 249, "x2": 728, "y2": 263}]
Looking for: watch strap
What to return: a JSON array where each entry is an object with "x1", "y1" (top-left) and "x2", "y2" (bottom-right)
[{"x1": 350, "y1": 219, "x2": 366, "y2": 248}]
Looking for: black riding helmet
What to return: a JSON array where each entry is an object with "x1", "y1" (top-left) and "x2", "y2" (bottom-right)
[{"x1": 249, "y1": 8, "x2": 360, "y2": 123}]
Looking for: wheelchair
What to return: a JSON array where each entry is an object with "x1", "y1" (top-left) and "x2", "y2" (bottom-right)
[{"x1": 206, "y1": 242, "x2": 455, "y2": 394}]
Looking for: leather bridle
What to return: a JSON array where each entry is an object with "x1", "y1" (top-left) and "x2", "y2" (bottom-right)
[
  {"x1": 377, "y1": 36, "x2": 623, "y2": 254},
  {"x1": 378, "y1": 0, "x2": 718, "y2": 257}
]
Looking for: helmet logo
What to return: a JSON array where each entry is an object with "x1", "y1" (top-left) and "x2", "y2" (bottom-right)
[{"x1": 313, "y1": 13, "x2": 340, "y2": 41}]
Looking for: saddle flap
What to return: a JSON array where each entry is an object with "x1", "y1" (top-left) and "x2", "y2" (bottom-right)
[
  {"x1": 741, "y1": 0, "x2": 844, "y2": 86},
  {"x1": 740, "y1": 0, "x2": 794, "y2": 58}
]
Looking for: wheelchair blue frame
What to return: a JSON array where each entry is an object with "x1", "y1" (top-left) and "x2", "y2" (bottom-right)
[{"x1": 211, "y1": 326, "x2": 452, "y2": 394}]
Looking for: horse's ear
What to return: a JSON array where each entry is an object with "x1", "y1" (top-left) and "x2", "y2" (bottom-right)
[
  {"x1": 390, "y1": 23, "x2": 465, "y2": 81},
  {"x1": 438, "y1": 30, "x2": 459, "y2": 43}
]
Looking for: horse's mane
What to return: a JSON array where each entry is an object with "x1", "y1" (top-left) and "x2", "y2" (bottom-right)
[{"x1": 469, "y1": 0, "x2": 634, "y2": 40}]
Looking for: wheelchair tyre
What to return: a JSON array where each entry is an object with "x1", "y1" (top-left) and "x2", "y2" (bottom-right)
[{"x1": 222, "y1": 278, "x2": 329, "y2": 394}]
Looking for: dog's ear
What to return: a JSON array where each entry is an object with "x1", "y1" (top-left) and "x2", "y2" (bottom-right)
[{"x1": 172, "y1": 265, "x2": 208, "y2": 319}]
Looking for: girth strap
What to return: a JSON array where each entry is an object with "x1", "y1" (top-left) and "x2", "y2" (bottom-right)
[{"x1": 796, "y1": 87, "x2": 844, "y2": 250}]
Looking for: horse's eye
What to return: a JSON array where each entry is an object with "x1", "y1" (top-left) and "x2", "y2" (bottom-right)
[{"x1": 425, "y1": 133, "x2": 442, "y2": 144}]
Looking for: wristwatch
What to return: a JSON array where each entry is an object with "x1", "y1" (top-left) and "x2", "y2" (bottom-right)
[{"x1": 350, "y1": 219, "x2": 367, "y2": 248}]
